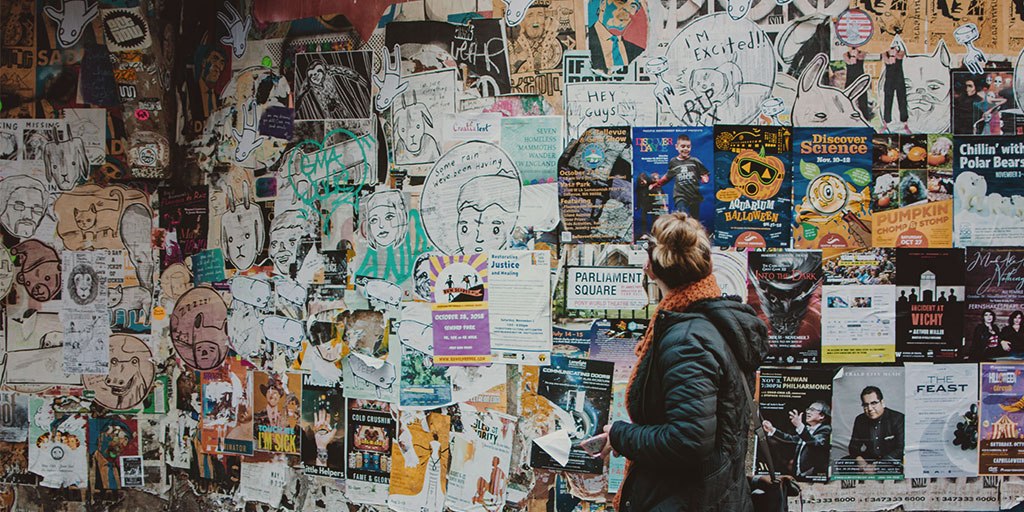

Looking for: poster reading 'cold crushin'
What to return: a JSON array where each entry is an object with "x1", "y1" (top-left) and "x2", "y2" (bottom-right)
[{"x1": 713, "y1": 125, "x2": 792, "y2": 248}]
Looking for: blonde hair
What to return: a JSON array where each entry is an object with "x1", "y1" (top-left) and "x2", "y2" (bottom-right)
[{"x1": 647, "y1": 212, "x2": 712, "y2": 289}]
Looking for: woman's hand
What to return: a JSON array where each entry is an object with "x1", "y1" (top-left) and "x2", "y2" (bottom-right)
[{"x1": 601, "y1": 424, "x2": 618, "y2": 458}]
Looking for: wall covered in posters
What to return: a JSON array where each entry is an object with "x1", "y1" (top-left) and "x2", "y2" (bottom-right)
[{"x1": 4, "y1": 0, "x2": 1024, "y2": 509}]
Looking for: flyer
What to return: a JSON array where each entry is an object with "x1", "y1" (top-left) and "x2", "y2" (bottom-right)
[
  {"x1": 529, "y1": 356, "x2": 613, "y2": 474},
  {"x1": 300, "y1": 374, "x2": 345, "y2": 478},
  {"x1": 821, "y1": 284, "x2": 897, "y2": 363},
  {"x1": 756, "y1": 367, "x2": 835, "y2": 482},
  {"x1": 28, "y1": 397, "x2": 88, "y2": 489},
  {"x1": 953, "y1": 136, "x2": 1024, "y2": 247},
  {"x1": 631, "y1": 127, "x2": 714, "y2": 240},
  {"x1": 429, "y1": 254, "x2": 491, "y2": 366},
  {"x1": 88, "y1": 417, "x2": 140, "y2": 491},
  {"x1": 488, "y1": 250, "x2": 553, "y2": 365},
  {"x1": 557, "y1": 127, "x2": 634, "y2": 243},
  {"x1": 345, "y1": 399, "x2": 395, "y2": 505},
  {"x1": 252, "y1": 371, "x2": 301, "y2": 454},
  {"x1": 200, "y1": 358, "x2": 254, "y2": 456},
  {"x1": 830, "y1": 366, "x2": 905, "y2": 480},
  {"x1": 871, "y1": 133, "x2": 954, "y2": 248},
  {"x1": 388, "y1": 411, "x2": 450, "y2": 512},
  {"x1": 964, "y1": 248, "x2": 1024, "y2": 360},
  {"x1": 980, "y1": 362, "x2": 1024, "y2": 474},
  {"x1": 0, "y1": 392, "x2": 28, "y2": 442},
  {"x1": 713, "y1": 125, "x2": 793, "y2": 248},
  {"x1": 822, "y1": 247, "x2": 896, "y2": 286},
  {"x1": 895, "y1": 248, "x2": 965, "y2": 360},
  {"x1": 792, "y1": 128, "x2": 874, "y2": 249},
  {"x1": 159, "y1": 186, "x2": 209, "y2": 267},
  {"x1": 499, "y1": 117, "x2": 562, "y2": 184},
  {"x1": 747, "y1": 251, "x2": 822, "y2": 364},
  {"x1": 445, "y1": 405, "x2": 517, "y2": 512},
  {"x1": 904, "y1": 363, "x2": 978, "y2": 478},
  {"x1": 551, "y1": 320, "x2": 598, "y2": 358},
  {"x1": 565, "y1": 266, "x2": 647, "y2": 311}
]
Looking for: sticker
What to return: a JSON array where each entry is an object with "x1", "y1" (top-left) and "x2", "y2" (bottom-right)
[
  {"x1": 152, "y1": 306, "x2": 165, "y2": 321},
  {"x1": 134, "y1": 109, "x2": 149, "y2": 121},
  {"x1": 101, "y1": 7, "x2": 152, "y2": 52},
  {"x1": 835, "y1": 9, "x2": 874, "y2": 47}
]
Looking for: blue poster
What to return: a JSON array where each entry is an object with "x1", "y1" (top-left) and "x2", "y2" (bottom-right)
[
  {"x1": 713, "y1": 125, "x2": 792, "y2": 248},
  {"x1": 632, "y1": 127, "x2": 714, "y2": 240}
]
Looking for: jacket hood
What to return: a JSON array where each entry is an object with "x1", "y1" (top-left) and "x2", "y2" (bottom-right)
[{"x1": 687, "y1": 296, "x2": 768, "y2": 372}]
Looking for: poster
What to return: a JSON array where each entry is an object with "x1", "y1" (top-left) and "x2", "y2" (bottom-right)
[
  {"x1": 488, "y1": 250, "x2": 553, "y2": 365},
  {"x1": 529, "y1": 356, "x2": 613, "y2": 474},
  {"x1": 895, "y1": 248, "x2": 965, "y2": 360},
  {"x1": 28, "y1": 397, "x2": 89, "y2": 488},
  {"x1": 904, "y1": 363, "x2": 978, "y2": 478},
  {"x1": 871, "y1": 133, "x2": 954, "y2": 248},
  {"x1": 0, "y1": 392, "x2": 29, "y2": 442},
  {"x1": 388, "y1": 411, "x2": 451, "y2": 512},
  {"x1": 713, "y1": 125, "x2": 793, "y2": 248},
  {"x1": 823, "y1": 248, "x2": 896, "y2": 286},
  {"x1": 200, "y1": 357, "x2": 254, "y2": 456},
  {"x1": 747, "y1": 251, "x2": 822, "y2": 364},
  {"x1": 501, "y1": 0, "x2": 582, "y2": 110},
  {"x1": 159, "y1": 186, "x2": 208, "y2": 267},
  {"x1": 558, "y1": 127, "x2": 633, "y2": 243},
  {"x1": 345, "y1": 399, "x2": 394, "y2": 505},
  {"x1": 252, "y1": 372, "x2": 301, "y2": 454},
  {"x1": 756, "y1": 367, "x2": 835, "y2": 482},
  {"x1": 792, "y1": 128, "x2": 874, "y2": 249},
  {"x1": 952, "y1": 71, "x2": 1022, "y2": 136},
  {"x1": 429, "y1": 254, "x2": 491, "y2": 366},
  {"x1": 954, "y1": 136, "x2": 1024, "y2": 246},
  {"x1": 565, "y1": 266, "x2": 647, "y2": 311},
  {"x1": 631, "y1": 127, "x2": 714, "y2": 240},
  {"x1": 964, "y1": 248, "x2": 1024, "y2": 360},
  {"x1": 300, "y1": 374, "x2": 345, "y2": 478},
  {"x1": 88, "y1": 417, "x2": 140, "y2": 491},
  {"x1": 821, "y1": 284, "x2": 897, "y2": 363},
  {"x1": 830, "y1": 366, "x2": 905, "y2": 480},
  {"x1": 499, "y1": 116, "x2": 562, "y2": 184},
  {"x1": 980, "y1": 362, "x2": 1024, "y2": 474},
  {"x1": 445, "y1": 406, "x2": 517, "y2": 512}
]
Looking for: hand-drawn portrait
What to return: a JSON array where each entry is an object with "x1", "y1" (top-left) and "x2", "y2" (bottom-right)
[
  {"x1": 294, "y1": 51, "x2": 372, "y2": 121},
  {"x1": 420, "y1": 142, "x2": 522, "y2": 256},
  {"x1": 359, "y1": 190, "x2": 409, "y2": 251},
  {"x1": 67, "y1": 263, "x2": 100, "y2": 306},
  {"x1": 170, "y1": 286, "x2": 229, "y2": 371},
  {"x1": 587, "y1": 0, "x2": 648, "y2": 73},
  {"x1": 877, "y1": 41, "x2": 952, "y2": 133},
  {"x1": 121, "y1": 203, "x2": 156, "y2": 290},
  {"x1": 508, "y1": 6, "x2": 566, "y2": 74},
  {"x1": 390, "y1": 70, "x2": 456, "y2": 166},
  {"x1": 82, "y1": 335, "x2": 156, "y2": 410},
  {"x1": 159, "y1": 263, "x2": 192, "y2": 303},
  {"x1": 12, "y1": 240, "x2": 61, "y2": 303},
  {"x1": 268, "y1": 209, "x2": 312, "y2": 276},
  {"x1": 412, "y1": 251, "x2": 439, "y2": 301},
  {"x1": 221, "y1": 181, "x2": 266, "y2": 271},
  {"x1": 43, "y1": 138, "x2": 88, "y2": 191},
  {"x1": 0, "y1": 175, "x2": 48, "y2": 239}
]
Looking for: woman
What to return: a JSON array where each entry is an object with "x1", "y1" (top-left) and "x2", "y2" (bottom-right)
[
  {"x1": 599, "y1": 213, "x2": 768, "y2": 511},
  {"x1": 954, "y1": 78, "x2": 981, "y2": 135},
  {"x1": 968, "y1": 309, "x2": 1002, "y2": 360},
  {"x1": 1000, "y1": 311, "x2": 1024, "y2": 354}
]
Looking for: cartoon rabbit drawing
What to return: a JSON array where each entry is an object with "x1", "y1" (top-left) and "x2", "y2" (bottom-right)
[
  {"x1": 373, "y1": 45, "x2": 409, "y2": 112},
  {"x1": 217, "y1": 2, "x2": 251, "y2": 59},
  {"x1": 501, "y1": 0, "x2": 537, "y2": 26},
  {"x1": 43, "y1": 0, "x2": 99, "y2": 48},
  {"x1": 232, "y1": 100, "x2": 264, "y2": 162},
  {"x1": 791, "y1": 53, "x2": 870, "y2": 127}
]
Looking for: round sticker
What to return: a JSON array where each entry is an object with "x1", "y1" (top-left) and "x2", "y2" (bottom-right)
[
  {"x1": 152, "y1": 306, "x2": 166, "y2": 321},
  {"x1": 835, "y1": 9, "x2": 874, "y2": 47},
  {"x1": 134, "y1": 109, "x2": 150, "y2": 121}
]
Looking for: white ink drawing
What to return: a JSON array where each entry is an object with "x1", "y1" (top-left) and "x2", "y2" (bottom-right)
[
  {"x1": 392, "y1": 90, "x2": 441, "y2": 164},
  {"x1": 295, "y1": 51, "x2": 373, "y2": 121},
  {"x1": 955, "y1": 23, "x2": 986, "y2": 74},
  {"x1": 274, "y1": 277, "x2": 307, "y2": 306},
  {"x1": 221, "y1": 181, "x2": 265, "y2": 271},
  {"x1": 268, "y1": 209, "x2": 310, "y2": 276},
  {"x1": 362, "y1": 279, "x2": 402, "y2": 311},
  {"x1": 877, "y1": 41, "x2": 951, "y2": 133},
  {"x1": 170, "y1": 286, "x2": 229, "y2": 370},
  {"x1": 82, "y1": 334, "x2": 155, "y2": 410},
  {"x1": 232, "y1": 100, "x2": 264, "y2": 163},
  {"x1": 228, "y1": 302, "x2": 263, "y2": 357},
  {"x1": 217, "y1": 2, "x2": 250, "y2": 59},
  {"x1": 373, "y1": 45, "x2": 409, "y2": 112},
  {"x1": 359, "y1": 190, "x2": 408, "y2": 251},
  {"x1": 229, "y1": 275, "x2": 271, "y2": 309},
  {"x1": 43, "y1": 137, "x2": 88, "y2": 191},
  {"x1": 43, "y1": 0, "x2": 99, "y2": 48},
  {"x1": 260, "y1": 315, "x2": 305, "y2": 348},
  {"x1": 501, "y1": 0, "x2": 537, "y2": 26},
  {"x1": 348, "y1": 354, "x2": 396, "y2": 399},
  {"x1": 420, "y1": 142, "x2": 522, "y2": 256},
  {"x1": 108, "y1": 284, "x2": 152, "y2": 325},
  {"x1": 792, "y1": 53, "x2": 870, "y2": 127},
  {"x1": 726, "y1": 0, "x2": 752, "y2": 20},
  {"x1": 0, "y1": 176, "x2": 48, "y2": 239},
  {"x1": 120, "y1": 203, "x2": 155, "y2": 291}
]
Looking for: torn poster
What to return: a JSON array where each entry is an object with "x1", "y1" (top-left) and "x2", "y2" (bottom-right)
[
  {"x1": 446, "y1": 406, "x2": 517, "y2": 512},
  {"x1": 301, "y1": 373, "x2": 345, "y2": 478},
  {"x1": 0, "y1": 392, "x2": 29, "y2": 442},
  {"x1": 346, "y1": 399, "x2": 395, "y2": 505},
  {"x1": 488, "y1": 250, "x2": 552, "y2": 365},
  {"x1": 88, "y1": 417, "x2": 140, "y2": 491},
  {"x1": 238, "y1": 461, "x2": 290, "y2": 507},
  {"x1": 200, "y1": 357, "x2": 254, "y2": 456},
  {"x1": 430, "y1": 254, "x2": 491, "y2": 366},
  {"x1": 119, "y1": 455, "x2": 144, "y2": 487},
  {"x1": 389, "y1": 411, "x2": 451, "y2": 512},
  {"x1": 28, "y1": 397, "x2": 88, "y2": 488}
]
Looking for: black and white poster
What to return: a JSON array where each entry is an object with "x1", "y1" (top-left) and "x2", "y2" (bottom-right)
[
  {"x1": 830, "y1": 366, "x2": 905, "y2": 480},
  {"x1": 895, "y1": 248, "x2": 965, "y2": 360},
  {"x1": 756, "y1": 367, "x2": 835, "y2": 482},
  {"x1": 294, "y1": 51, "x2": 373, "y2": 121}
]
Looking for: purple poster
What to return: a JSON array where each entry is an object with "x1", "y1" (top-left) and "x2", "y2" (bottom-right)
[{"x1": 429, "y1": 254, "x2": 491, "y2": 366}]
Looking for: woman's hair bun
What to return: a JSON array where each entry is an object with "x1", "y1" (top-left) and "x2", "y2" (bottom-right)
[{"x1": 648, "y1": 212, "x2": 712, "y2": 288}]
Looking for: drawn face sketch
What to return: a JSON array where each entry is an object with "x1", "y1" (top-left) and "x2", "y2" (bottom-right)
[
  {"x1": 159, "y1": 263, "x2": 191, "y2": 302},
  {"x1": 360, "y1": 190, "x2": 408, "y2": 250},
  {"x1": 170, "y1": 286, "x2": 229, "y2": 370},
  {"x1": 68, "y1": 264, "x2": 98, "y2": 305},
  {"x1": 268, "y1": 209, "x2": 307, "y2": 275},
  {"x1": 420, "y1": 142, "x2": 522, "y2": 256},
  {"x1": 43, "y1": 139, "x2": 87, "y2": 191},
  {"x1": 726, "y1": 0, "x2": 752, "y2": 19},
  {"x1": 221, "y1": 184, "x2": 265, "y2": 271},
  {"x1": 121, "y1": 203, "x2": 155, "y2": 289},
  {"x1": 82, "y1": 335, "x2": 156, "y2": 410},
  {"x1": 0, "y1": 175, "x2": 47, "y2": 238},
  {"x1": 12, "y1": 240, "x2": 61, "y2": 302},
  {"x1": 456, "y1": 175, "x2": 520, "y2": 255},
  {"x1": 0, "y1": 241, "x2": 14, "y2": 298},
  {"x1": 898, "y1": 41, "x2": 952, "y2": 133},
  {"x1": 412, "y1": 252, "x2": 437, "y2": 301}
]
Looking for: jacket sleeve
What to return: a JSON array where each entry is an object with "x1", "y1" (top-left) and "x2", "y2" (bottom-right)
[
  {"x1": 848, "y1": 416, "x2": 865, "y2": 458},
  {"x1": 881, "y1": 413, "x2": 905, "y2": 460},
  {"x1": 608, "y1": 324, "x2": 720, "y2": 469},
  {"x1": 799, "y1": 424, "x2": 830, "y2": 448}
]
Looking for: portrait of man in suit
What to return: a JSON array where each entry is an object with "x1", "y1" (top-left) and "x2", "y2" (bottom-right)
[
  {"x1": 845, "y1": 385, "x2": 905, "y2": 473},
  {"x1": 763, "y1": 400, "x2": 832, "y2": 479},
  {"x1": 587, "y1": 0, "x2": 646, "y2": 73}
]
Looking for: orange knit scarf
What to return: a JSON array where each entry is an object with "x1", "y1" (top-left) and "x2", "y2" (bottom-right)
[{"x1": 613, "y1": 273, "x2": 722, "y2": 510}]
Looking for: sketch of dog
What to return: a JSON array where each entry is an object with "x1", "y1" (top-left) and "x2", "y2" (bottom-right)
[{"x1": 792, "y1": 53, "x2": 870, "y2": 127}]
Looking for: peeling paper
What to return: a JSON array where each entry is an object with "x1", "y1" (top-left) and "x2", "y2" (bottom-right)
[{"x1": 532, "y1": 429, "x2": 571, "y2": 467}]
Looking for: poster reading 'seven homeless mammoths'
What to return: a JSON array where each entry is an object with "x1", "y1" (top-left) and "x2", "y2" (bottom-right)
[{"x1": 713, "y1": 125, "x2": 792, "y2": 248}]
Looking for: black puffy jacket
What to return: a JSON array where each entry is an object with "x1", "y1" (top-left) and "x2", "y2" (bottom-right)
[{"x1": 609, "y1": 297, "x2": 769, "y2": 512}]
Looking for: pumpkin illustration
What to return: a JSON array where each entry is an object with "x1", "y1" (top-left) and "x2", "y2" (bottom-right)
[{"x1": 729, "y1": 147, "x2": 785, "y2": 200}]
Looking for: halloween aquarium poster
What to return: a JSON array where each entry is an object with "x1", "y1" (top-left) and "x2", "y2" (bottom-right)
[
  {"x1": 747, "y1": 250, "x2": 823, "y2": 364},
  {"x1": 713, "y1": 125, "x2": 792, "y2": 249}
]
